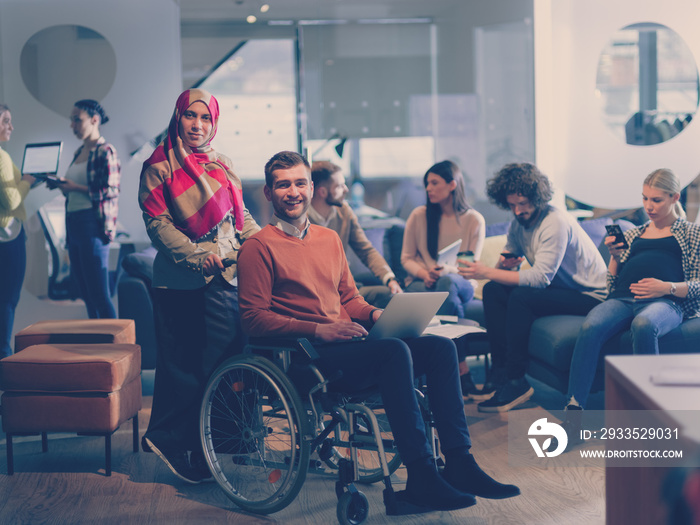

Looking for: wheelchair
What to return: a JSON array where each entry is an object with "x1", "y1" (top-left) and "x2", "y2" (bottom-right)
[{"x1": 199, "y1": 337, "x2": 438, "y2": 524}]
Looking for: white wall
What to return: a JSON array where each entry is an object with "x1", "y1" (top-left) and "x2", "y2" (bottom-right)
[
  {"x1": 535, "y1": 0, "x2": 700, "y2": 209},
  {"x1": 0, "y1": 0, "x2": 183, "y2": 242}
]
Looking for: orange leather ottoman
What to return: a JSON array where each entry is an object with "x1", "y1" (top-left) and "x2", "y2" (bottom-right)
[
  {"x1": 0, "y1": 343, "x2": 142, "y2": 476},
  {"x1": 14, "y1": 319, "x2": 136, "y2": 352}
]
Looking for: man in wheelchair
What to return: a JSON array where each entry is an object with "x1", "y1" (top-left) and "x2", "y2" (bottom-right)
[{"x1": 236, "y1": 151, "x2": 520, "y2": 514}]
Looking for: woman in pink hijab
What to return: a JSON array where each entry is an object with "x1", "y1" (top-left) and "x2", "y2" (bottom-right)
[{"x1": 138, "y1": 89, "x2": 260, "y2": 484}]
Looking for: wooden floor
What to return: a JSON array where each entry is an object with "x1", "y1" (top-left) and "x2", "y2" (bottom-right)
[{"x1": 0, "y1": 393, "x2": 605, "y2": 525}]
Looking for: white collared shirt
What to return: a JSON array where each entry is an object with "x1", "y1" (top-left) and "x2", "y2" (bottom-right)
[{"x1": 270, "y1": 214, "x2": 311, "y2": 239}]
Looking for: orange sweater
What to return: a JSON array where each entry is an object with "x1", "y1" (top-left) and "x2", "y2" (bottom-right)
[{"x1": 238, "y1": 224, "x2": 375, "y2": 338}]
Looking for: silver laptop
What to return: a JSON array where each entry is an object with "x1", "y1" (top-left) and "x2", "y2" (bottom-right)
[
  {"x1": 21, "y1": 141, "x2": 62, "y2": 175},
  {"x1": 366, "y1": 291, "x2": 448, "y2": 340}
]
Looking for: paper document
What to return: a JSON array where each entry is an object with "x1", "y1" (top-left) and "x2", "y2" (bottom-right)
[{"x1": 423, "y1": 323, "x2": 486, "y2": 339}]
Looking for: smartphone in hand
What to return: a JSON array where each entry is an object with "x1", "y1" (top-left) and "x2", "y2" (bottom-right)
[
  {"x1": 605, "y1": 224, "x2": 629, "y2": 249},
  {"x1": 500, "y1": 252, "x2": 521, "y2": 259}
]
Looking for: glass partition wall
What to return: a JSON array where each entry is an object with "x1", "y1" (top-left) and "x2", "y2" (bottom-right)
[
  {"x1": 300, "y1": 20, "x2": 439, "y2": 217},
  {"x1": 181, "y1": 2, "x2": 536, "y2": 223}
]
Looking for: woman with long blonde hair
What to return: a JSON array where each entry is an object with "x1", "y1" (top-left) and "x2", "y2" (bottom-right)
[{"x1": 564, "y1": 168, "x2": 700, "y2": 442}]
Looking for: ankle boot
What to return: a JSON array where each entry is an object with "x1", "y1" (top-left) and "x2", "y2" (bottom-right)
[
  {"x1": 443, "y1": 451, "x2": 520, "y2": 500},
  {"x1": 399, "y1": 456, "x2": 477, "y2": 511}
]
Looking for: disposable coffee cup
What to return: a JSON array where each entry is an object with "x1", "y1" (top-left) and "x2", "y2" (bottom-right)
[{"x1": 457, "y1": 251, "x2": 474, "y2": 267}]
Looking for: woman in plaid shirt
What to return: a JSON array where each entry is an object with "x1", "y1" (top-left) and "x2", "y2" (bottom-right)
[
  {"x1": 565, "y1": 168, "x2": 700, "y2": 422},
  {"x1": 52, "y1": 99, "x2": 120, "y2": 318}
]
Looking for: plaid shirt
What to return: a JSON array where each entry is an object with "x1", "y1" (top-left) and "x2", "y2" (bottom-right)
[
  {"x1": 71, "y1": 138, "x2": 120, "y2": 242},
  {"x1": 608, "y1": 218, "x2": 700, "y2": 319}
]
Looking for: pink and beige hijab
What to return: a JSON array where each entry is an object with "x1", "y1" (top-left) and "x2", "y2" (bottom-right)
[{"x1": 139, "y1": 88, "x2": 244, "y2": 240}]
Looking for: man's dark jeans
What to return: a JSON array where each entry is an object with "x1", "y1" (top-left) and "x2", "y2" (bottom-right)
[
  {"x1": 482, "y1": 281, "x2": 602, "y2": 380},
  {"x1": 314, "y1": 335, "x2": 471, "y2": 465}
]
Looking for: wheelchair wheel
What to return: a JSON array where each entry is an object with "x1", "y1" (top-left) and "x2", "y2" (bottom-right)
[
  {"x1": 323, "y1": 396, "x2": 402, "y2": 484},
  {"x1": 200, "y1": 354, "x2": 311, "y2": 515},
  {"x1": 337, "y1": 491, "x2": 369, "y2": 525}
]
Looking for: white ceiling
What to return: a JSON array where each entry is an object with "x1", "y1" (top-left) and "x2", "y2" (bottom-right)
[{"x1": 177, "y1": 0, "x2": 457, "y2": 23}]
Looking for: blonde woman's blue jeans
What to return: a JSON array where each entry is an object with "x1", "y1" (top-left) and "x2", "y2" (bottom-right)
[{"x1": 567, "y1": 297, "x2": 683, "y2": 408}]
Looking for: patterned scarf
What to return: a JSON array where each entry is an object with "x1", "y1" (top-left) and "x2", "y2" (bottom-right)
[{"x1": 139, "y1": 88, "x2": 244, "y2": 240}]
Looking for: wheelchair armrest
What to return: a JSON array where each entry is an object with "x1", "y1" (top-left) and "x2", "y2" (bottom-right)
[{"x1": 247, "y1": 337, "x2": 320, "y2": 361}]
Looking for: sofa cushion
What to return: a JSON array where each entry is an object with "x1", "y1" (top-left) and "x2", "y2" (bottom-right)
[
  {"x1": 0, "y1": 343, "x2": 141, "y2": 393},
  {"x1": 528, "y1": 315, "x2": 586, "y2": 373}
]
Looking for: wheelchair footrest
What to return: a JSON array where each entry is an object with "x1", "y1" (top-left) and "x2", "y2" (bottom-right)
[{"x1": 384, "y1": 488, "x2": 433, "y2": 516}]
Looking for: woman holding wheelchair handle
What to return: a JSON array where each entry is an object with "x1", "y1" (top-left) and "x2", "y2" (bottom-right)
[
  {"x1": 564, "y1": 168, "x2": 700, "y2": 439},
  {"x1": 138, "y1": 88, "x2": 260, "y2": 484}
]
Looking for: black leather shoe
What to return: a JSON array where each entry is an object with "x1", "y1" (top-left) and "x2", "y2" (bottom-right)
[
  {"x1": 443, "y1": 453, "x2": 520, "y2": 500},
  {"x1": 402, "y1": 457, "x2": 477, "y2": 512}
]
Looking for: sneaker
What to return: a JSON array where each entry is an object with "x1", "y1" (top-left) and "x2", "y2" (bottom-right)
[
  {"x1": 477, "y1": 377, "x2": 534, "y2": 413},
  {"x1": 144, "y1": 436, "x2": 202, "y2": 484}
]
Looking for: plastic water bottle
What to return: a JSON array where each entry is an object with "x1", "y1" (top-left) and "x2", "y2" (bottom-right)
[{"x1": 349, "y1": 180, "x2": 365, "y2": 210}]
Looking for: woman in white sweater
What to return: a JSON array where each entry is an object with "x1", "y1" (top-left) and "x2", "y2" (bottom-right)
[{"x1": 401, "y1": 160, "x2": 485, "y2": 397}]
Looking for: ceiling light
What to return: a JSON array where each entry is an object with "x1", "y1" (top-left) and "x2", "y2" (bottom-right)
[
  {"x1": 246, "y1": 15, "x2": 257, "y2": 23},
  {"x1": 260, "y1": 4, "x2": 270, "y2": 13}
]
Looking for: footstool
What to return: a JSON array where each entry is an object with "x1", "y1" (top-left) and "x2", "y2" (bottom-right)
[
  {"x1": 0, "y1": 343, "x2": 142, "y2": 475},
  {"x1": 14, "y1": 319, "x2": 136, "y2": 352}
]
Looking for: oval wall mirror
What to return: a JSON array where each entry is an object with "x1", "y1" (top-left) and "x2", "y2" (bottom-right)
[
  {"x1": 595, "y1": 22, "x2": 699, "y2": 146},
  {"x1": 20, "y1": 25, "x2": 116, "y2": 117}
]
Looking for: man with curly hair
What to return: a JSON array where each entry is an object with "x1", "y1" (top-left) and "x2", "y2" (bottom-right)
[{"x1": 459, "y1": 163, "x2": 607, "y2": 412}]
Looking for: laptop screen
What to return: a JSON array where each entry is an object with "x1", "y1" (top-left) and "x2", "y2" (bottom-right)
[{"x1": 21, "y1": 141, "x2": 63, "y2": 175}]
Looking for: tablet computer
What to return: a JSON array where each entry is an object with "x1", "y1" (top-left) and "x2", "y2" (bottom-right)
[
  {"x1": 437, "y1": 239, "x2": 462, "y2": 267},
  {"x1": 21, "y1": 141, "x2": 63, "y2": 176}
]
